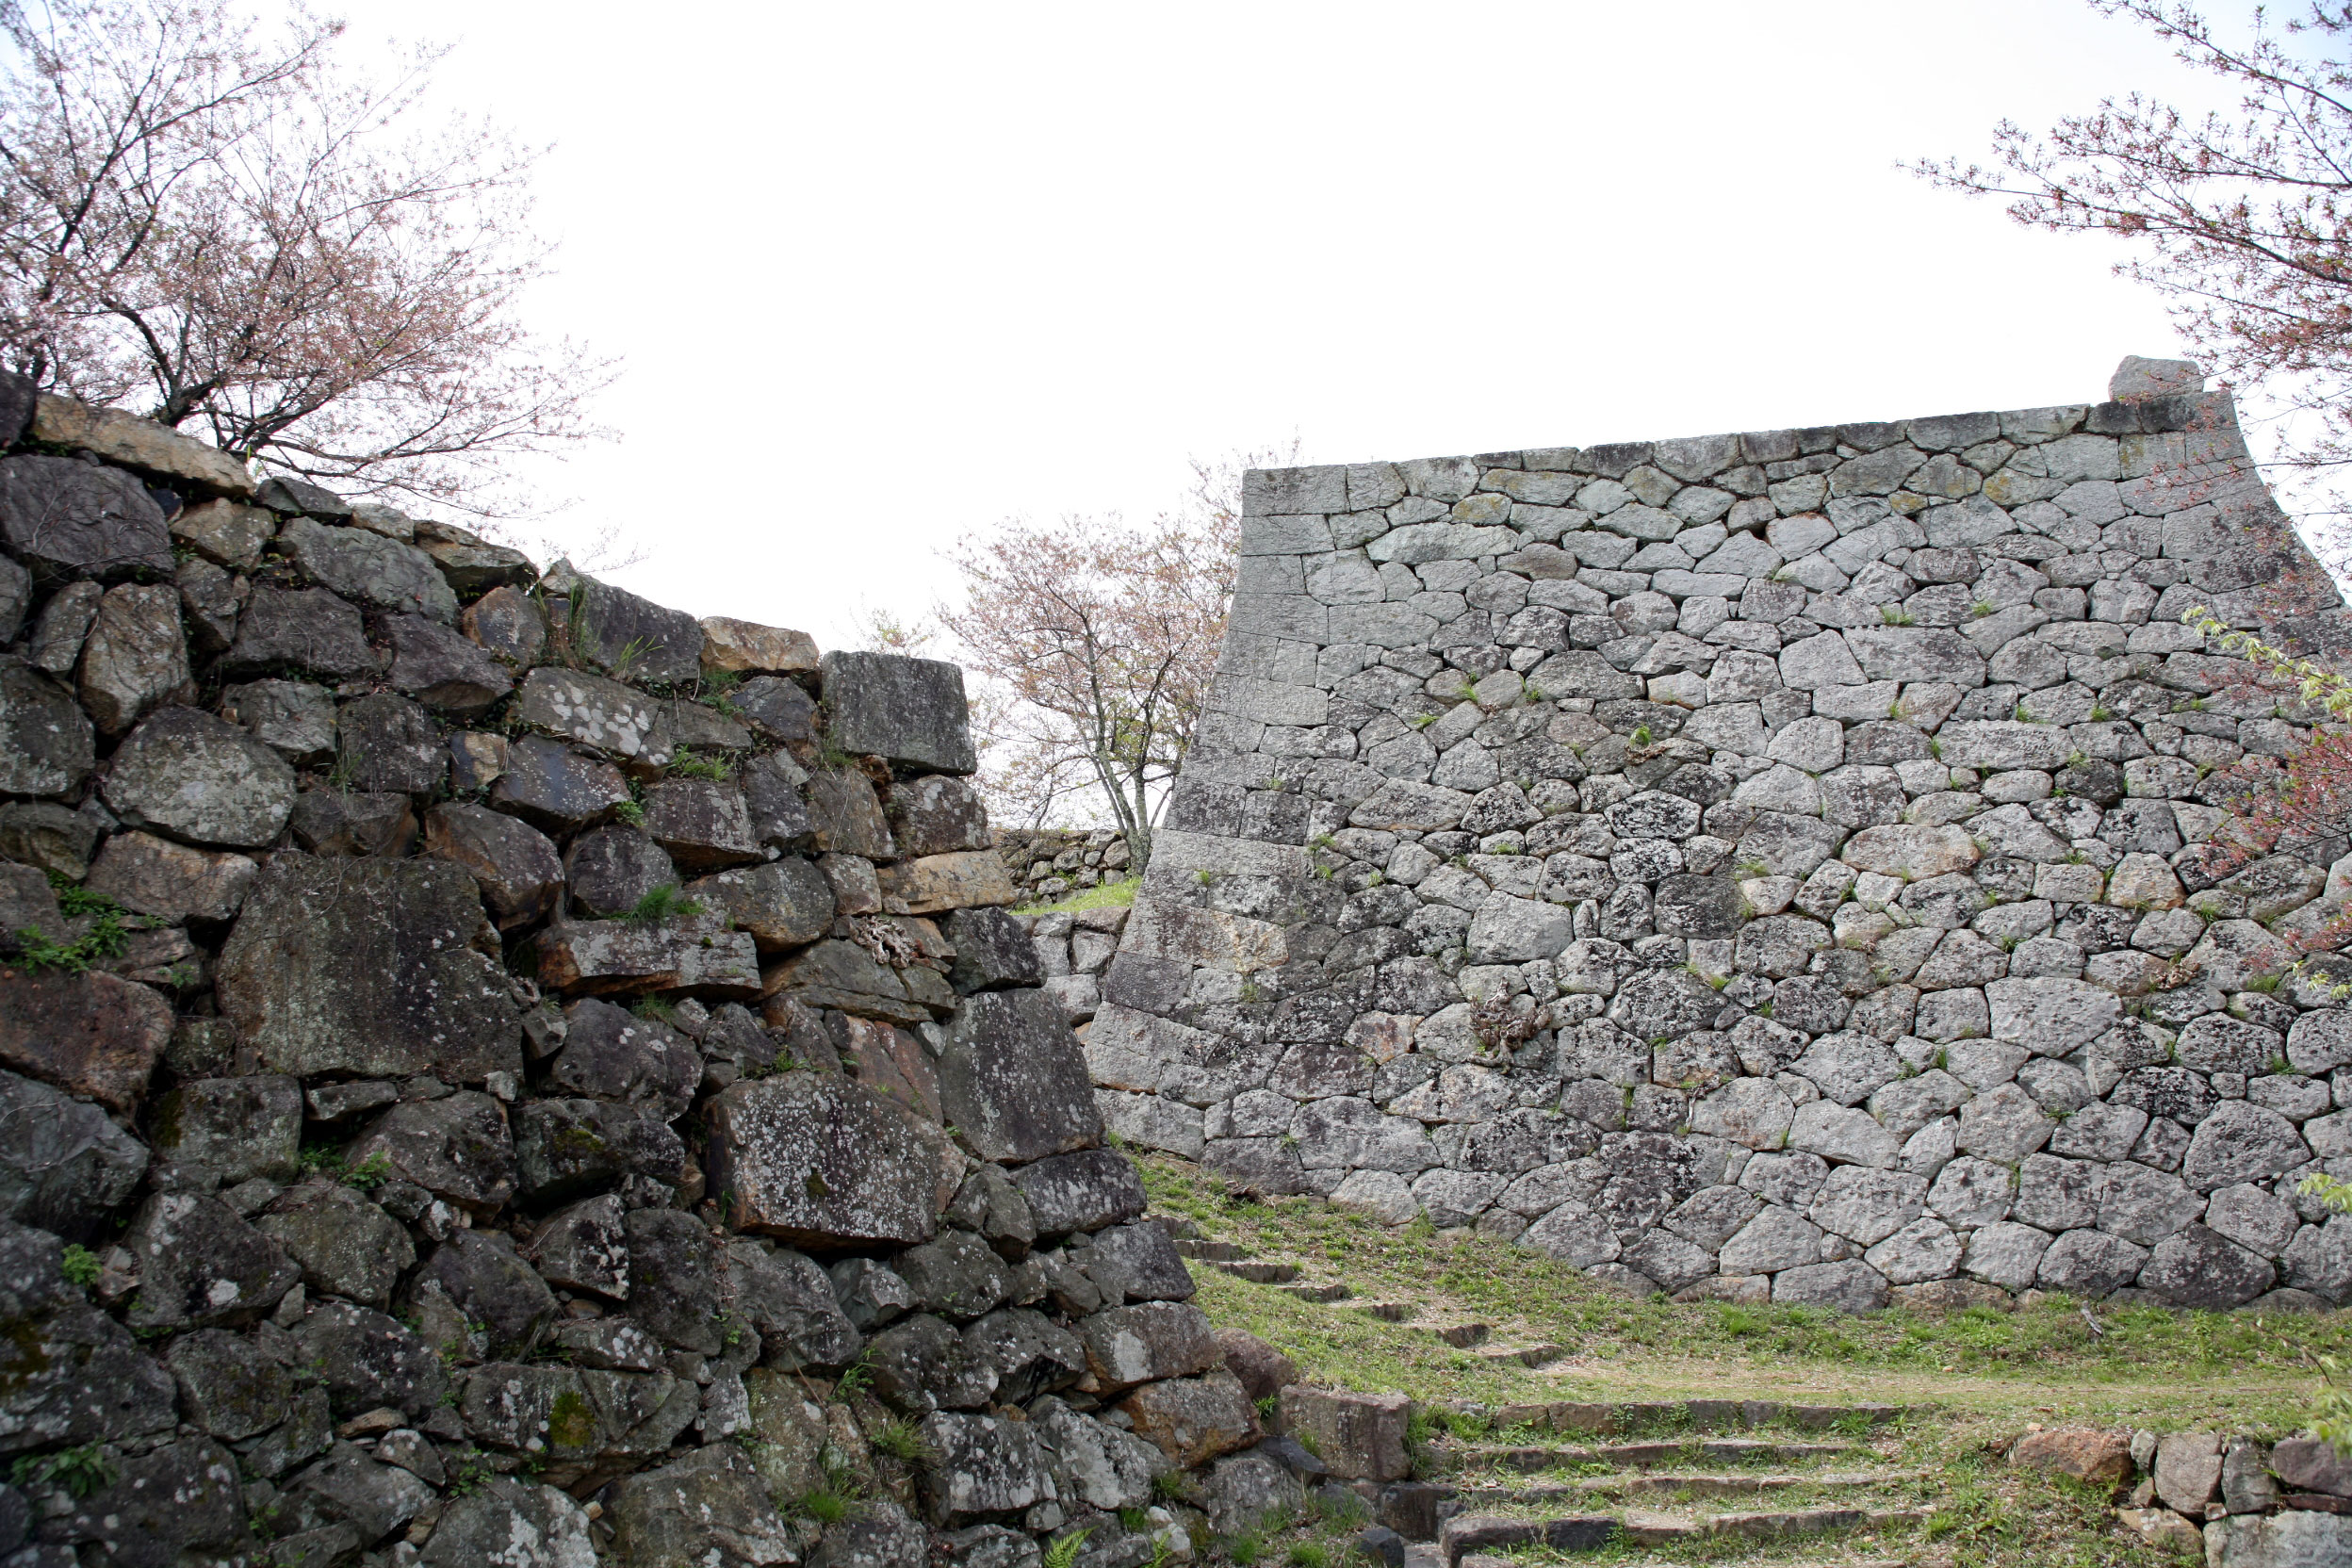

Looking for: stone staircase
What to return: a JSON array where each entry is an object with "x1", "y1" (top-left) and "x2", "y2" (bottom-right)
[{"x1": 1168, "y1": 1222, "x2": 1945, "y2": 1563}]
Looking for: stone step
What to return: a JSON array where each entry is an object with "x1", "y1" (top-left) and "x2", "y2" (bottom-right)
[
  {"x1": 1439, "y1": 1506, "x2": 1927, "y2": 1564},
  {"x1": 1211, "y1": 1259, "x2": 1298, "y2": 1283},
  {"x1": 1621, "y1": 1505, "x2": 1936, "y2": 1546},
  {"x1": 1475, "y1": 1343, "x2": 1566, "y2": 1367},
  {"x1": 1456, "y1": 1469, "x2": 1924, "y2": 1506},
  {"x1": 1279, "y1": 1281, "x2": 1352, "y2": 1303},
  {"x1": 1435, "y1": 1437, "x2": 1856, "y2": 1474},
  {"x1": 1173, "y1": 1238, "x2": 1245, "y2": 1262},
  {"x1": 1359, "y1": 1301, "x2": 1413, "y2": 1322},
  {"x1": 1478, "y1": 1396, "x2": 1910, "y2": 1435},
  {"x1": 1428, "y1": 1322, "x2": 1492, "y2": 1348}
]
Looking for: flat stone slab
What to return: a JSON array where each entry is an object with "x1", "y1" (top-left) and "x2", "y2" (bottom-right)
[{"x1": 706, "y1": 1072, "x2": 954, "y2": 1249}]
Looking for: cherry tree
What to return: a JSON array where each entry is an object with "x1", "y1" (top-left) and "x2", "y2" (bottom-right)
[
  {"x1": 0, "y1": 0, "x2": 611, "y2": 514},
  {"x1": 1917, "y1": 3, "x2": 2352, "y2": 540},
  {"x1": 936, "y1": 449, "x2": 1290, "y2": 868}
]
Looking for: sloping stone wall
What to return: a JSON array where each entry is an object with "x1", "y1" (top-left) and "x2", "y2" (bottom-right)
[
  {"x1": 1089, "y1": 357, "x2": 2352, "y2": 1314},
  {"x1": 0, "y1": 379, "x2": 1294, "y2": 1568}
]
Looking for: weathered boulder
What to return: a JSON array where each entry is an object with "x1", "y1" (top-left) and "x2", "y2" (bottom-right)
[
  {"x1": 604, "y1": 1445, "x2": 795, "y2": 1568},
  {"x1": 514, "y1": 666, "x2": 668, "y2": 759},
  {"x1": 644, "y1": 779, "x2": 763, "y2": 870},
  {"x1": 425, "y1": 803, "x2": 564, "y2": 929},
  {"x1": 1119, "y1": 1369, "x2": 1261, "y2": 1468},
  {"x1": 0, "y1": 452, "x2": 172, "y2": 576},
  {"x1": 513, "y1": 1097, "x2": 683, "y2": 1200},
  {"x1": 0, "y1": 966, "x2": 172, "y2": 1110},
  {"x1": 698, "y1": 616, "x2": 817, "y2": 674},
  {"x1": 492, "y1": 736, "x2": 632, "y2": 831},
  {"x1": 289, "y1": 787, "x2": 419, "y2": 857},
  {"x1": 387, "y1": 612, "x2": 515, "y2": 712},
  {"x1": 121, "y1": 1189, "x2": 300, "y2": 1330},
  {"x1": 223, "y1": 585, "x2": 382, "y2": 682},
  {"x1": 2011, "y1": 1426, "x2": 2132, "y2": 1482},
  {"x1": 880, "y1": 850, "x2": 1019, "y2": 913},
  {"x1": 730, "y1": 1240, "x2": 862, "y2": 1369},
  {"x1": 685, "y1": 858, "x2": 834, "y2": 952},
  {"x1": 707, "y1": 1074, "x2": 952, "y2": 1248},
  {"x1": 418, "y1": 1478, "x2": 598, "y2": 1568},
  {"x1": 530, "y1": 1194, "x2": 631, "y2": 1298},
  {"x1": 219, "y1": 854, "x2": 521, "y2": 1081},
  {"x1": 821, "y1": 650, "x2": 977, "y2": 774},
  {"x1": 0, "y1": 656, "x2": 93, "y2": 796},
  {"x1": 416, "y1": 1228, "x2": 559, "y2": 1358},
  {"x1": 76, "y1": 582, "x2": 190, "y2": 734},
  {"x1": 173, "y1": 497, "x2": 275, "y2": 568},
  {"x1": 255, "y1": 1178, "x2": 416, "y2": 1307},
  {"x1": 102, "y1": 705, "x2": 296, "y2": 849},
  {"x1": 1280, "y1": 1386, "x2": 1413, "y2": 1481},
  {"x1": 85, "y1": 830, "x2": 256, "y2": 923},
  {"x1": 42, "y1": 1437, "x2": 250, "y2": 1567},
  {"x1": 565, "y1": 825, "x2": 678, "y2": 919},
  {"x1": 917, "y1": 1411, "x2": 1061, "y2": 1523},
  {"x1": 888, "y1": 775, "x2": 993, "y2": 857},
  {"x1": 290, "y1": 1300, "x2": 449, "y2": 1416},
  {"x1": 347, "y1": 1091, "x2": 519, "y2": 1212},
  {"x1": 535, "y1": 915, "x2": 761, "y2": 998},
  {"x1": 337, "y1": 691, "x2": 447, "y2": 794},
  {"x1": 0, "y1": 1069, "x2": 147, "y2": 1239},
  {"x1": 0, "y1": 1218, "x2": 178, "y2": 1457},
  {"x1": 1013, "y1": 1148, "x2": 1151, "y2": 1235},
  {"x1": 946, "y1": 906, "x2": 1044, "y2": 992},
  {"x1": 151, "y1": 1074, "x2": 301, "y2": 1183},
  {"x1": 220, "y1": 677, "x2": 338, "y2": 763},
  {"x1": 865, "y1": 1313, "x2": 1000, "y2": 1413},
  {"x1": 938, "y1": 987, "x2": 1106, "y2": 1165},
  {"x1": 555, "y1": 566, "x2": 705, "y2": 686},
  {"x1": 280, "y1": 516, "x2": 457, "y2": 621}
]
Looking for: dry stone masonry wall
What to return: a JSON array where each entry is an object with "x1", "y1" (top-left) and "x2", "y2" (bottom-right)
[
  {"x1": 0, "y1": 378, "x2": 1303, "y2": 1568},
  {"x1": 1090, "y1": 356, "x2": 2352, "y2": 1315}
]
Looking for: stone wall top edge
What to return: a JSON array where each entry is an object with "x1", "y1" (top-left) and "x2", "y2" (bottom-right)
[{"x1": 1240, "y1": 384, "x2": 2239, "y2": 517}]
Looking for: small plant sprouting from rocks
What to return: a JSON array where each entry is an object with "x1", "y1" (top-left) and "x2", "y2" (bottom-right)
[
  {"x1": 631, "y1": 995, "x2": 678, "y2": 1023},
  {"x1": 12, "y1": 1445, "x2": 116, "y2": 1499},
  {"x1": 59, "y1": 1244, "x2": 100, "y2": 1287},
  {"x1": 667, "y1": 749, "x2": 732, "y2": 781},
  {"x1": 343, "y1": 1150, "x2": 395, "y2": 1191},
  {"x1": 1040, "y1": 1529, "x2": 1093, "y2": 1568},
  {"x1": 626, "y1": 885, "x2": 703, "y2": 923},
  {"x1": 612, "y1": 798, "x2": 645, "y2": 827},
  {"x1": 8, "y1": 877, "x2": 129, "y2": 974},
  {"x1": 869, "y1": 1417, "x2": 932, "y2": 1462}
]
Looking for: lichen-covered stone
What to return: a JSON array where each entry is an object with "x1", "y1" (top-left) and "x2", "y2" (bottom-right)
[
  {"x1": 102, "y1": 705, "x2": 295, "y2": 849},
  {"x1": 0, "y1": 452, "x2": 172, "y2": 577},
  {"x1": 218, "y1": 854, "x2": 522, "y2": 1082},
  {"x1": 707, "y1": 1073, "x2": 953, "y2": 1248},
  {"x1": 0, "y1": 1069, "x2": 147, "y2": 1239},
  {"x1": 938, "y1": 987, "x2": 1105, "y2": 1165},
  {"x1": 821, "y1": 650, "x2": 977, "y2": 774}
]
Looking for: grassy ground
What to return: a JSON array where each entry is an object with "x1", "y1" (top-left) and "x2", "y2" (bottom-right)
[
  {"x1": 1139, "y1": 1151, "x2": 2352, "y2": 1567},
  {"x1": 1011, "y1": 875, "x2": 1138, "y2": 916}
]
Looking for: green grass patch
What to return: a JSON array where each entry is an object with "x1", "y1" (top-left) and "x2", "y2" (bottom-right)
[{"x1": 1013, "y1": 875, "x2": 1139, "y2": 916}]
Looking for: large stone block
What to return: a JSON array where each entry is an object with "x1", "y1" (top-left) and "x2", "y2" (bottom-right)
[
  {"x1": 0, "y1": 657, "x2": 94, "y2": 797},
  {"x1": 220, "y1": 585, "x2": 380, "y2": 678},
  {"x1": 102, "y1": 706, "x2": 295, "y2": 849},
  {"x1": 937, "y1": 987, "x2": 1104, "y2": 1165},
  {"x1": 1011, "y1": 1147, "x2": 1149, "y2": 1235},
  {"x1": 556, "y1": 567, "x2": 704, "y2": 686},
  {"x1": 707, "y1": 1073, "x2": 953, "y2": 1248},
  {"x1": 0, "y1": 452, "x2": 173, "y2": 577},
  {"x1": 280, "y1": 516, "x2": 456, "y2": 621},
  {"x1": 536, "y1": 915, "x2": 761, "y2": 999},
  {"x1": 879, "y1": 850, "x2": 1017, "y2": 913},
  {"x1": 218, "y1": 854, "x2": 522, "y2": 1082},
  {"x1": 0, "y1": 966, "x2": 172, "y2": 1110},
  {"x1": 821, "y1": 650, "x2": 977, "y2": 774},
  {"x1": 85, "y1": 830, "x2": 257, "y2": 923},
  {"x1": 0, "y1": 1069, "x2": 148, "y2": 1239},
  {"x1": 1280, "y1": 1386, "x2": 1413, "y2": 1480}
]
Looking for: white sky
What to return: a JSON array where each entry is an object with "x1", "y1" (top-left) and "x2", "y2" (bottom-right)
[{"x1": 328, "y1": 0, "x2": 2227, "y2": 647}]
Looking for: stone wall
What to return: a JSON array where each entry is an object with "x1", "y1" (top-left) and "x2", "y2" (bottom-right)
[
  {"x1": 999, "y1": 828, "x2": 1134, "y2": 902},
  {"x1": 0, "y1": 380, "x2": 1292, "y2": 1568},
  {"x1": 1086, "y1": 356, "x2": 2352, "y2": 1315}
]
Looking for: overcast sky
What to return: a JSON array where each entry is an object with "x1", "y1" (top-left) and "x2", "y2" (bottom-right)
[{"x1": 329, "y1": 0, "x2": 2227, "y2": 647}]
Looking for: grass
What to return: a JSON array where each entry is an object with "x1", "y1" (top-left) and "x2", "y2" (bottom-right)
[
  {"x1": 1140, "y1": 1152, "x2": 2334, "y2": 1423},
  {"x1": 1146, "y1": 1148, "x2": 2349, "y2": 1565},
  {"x1": 1012, "y1": 875, "x2": 1139, "y2": 916},
  {"x1": 624, "y1": 884, "x2": 703, "y2": 923}
]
